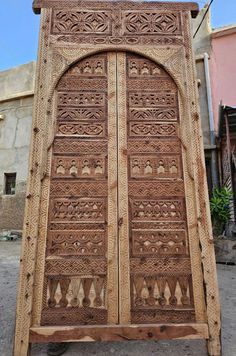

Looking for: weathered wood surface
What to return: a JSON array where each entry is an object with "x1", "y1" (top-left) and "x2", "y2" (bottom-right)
[
  {"x1": 30, "y1": 323, "x2": 209, "y2": 343},
  {"x1": 14, "y1": 1, "x2": 221, "y2": 356}
]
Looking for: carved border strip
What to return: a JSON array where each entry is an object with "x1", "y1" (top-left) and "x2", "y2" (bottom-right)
[
  {"x1": 117, "y1": 52, "x2": 131, "y2": 324},
  {"x1": 184, "y1": 12, "x2": 221, "y2": 355},
  {"x1": 107, "y1": 52, "x2": 119, "y2": 323},
  {"x1": 14, "y1": 9, "x2": 52, "y2": 355}
]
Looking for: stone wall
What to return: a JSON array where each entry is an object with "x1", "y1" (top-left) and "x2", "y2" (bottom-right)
[{"x1": 0, "y1": 62, "x2": 35, "y2": 232}]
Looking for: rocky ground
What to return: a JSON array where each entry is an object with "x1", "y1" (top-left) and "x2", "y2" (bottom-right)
[{"x1": 0, "y1": 240, "x2": 235, "y2": 356}]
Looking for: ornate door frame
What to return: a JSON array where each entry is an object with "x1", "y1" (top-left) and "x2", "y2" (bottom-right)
[{"x1": 14, "y1": 2, "x2": 221, "y2": 356}]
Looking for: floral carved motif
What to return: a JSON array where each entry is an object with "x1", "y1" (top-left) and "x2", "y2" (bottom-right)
[
  {"x1": 129, "y1": 108, "x2": 178, "y2": 121},
  {"x1": 57, "y1": 122, "x2": 105, "y2": 136},
  {"x1": 124, "y1": 12, "x2": 181, "y2": 35},
  {"x1": 129, "y1": 123, "x2": 177, "y2": 137},
  {"x1": 52, "y1": 10, "x2": 111, "y2": 34},
  {"x1": 57, "y1": 108, "x2": 105, "y2": 121}
]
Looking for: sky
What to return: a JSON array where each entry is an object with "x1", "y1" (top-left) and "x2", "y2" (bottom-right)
[{"x1": 0, "y1": 0, "x2": 236, "y2": 71}]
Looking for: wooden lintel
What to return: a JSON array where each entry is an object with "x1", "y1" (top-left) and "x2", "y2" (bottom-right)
[
  {"x1": 32, "y1": 1, "x2": 199, "y2": 17},
  {"x1": 30, "y1": 323, "x2": 209, "y2": 343}
]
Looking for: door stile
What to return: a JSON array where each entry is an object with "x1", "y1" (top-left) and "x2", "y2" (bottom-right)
[
  {"x1": 107, "y1": 52, "x2": 119, "y2": 324},
  {"x1": 116, "y1": 52, "x2": 131, "y2": 324}
]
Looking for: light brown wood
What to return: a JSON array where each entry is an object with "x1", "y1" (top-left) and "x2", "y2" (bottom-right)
[
  {"x1": 14, "y1": 2, "x2": 221, "y2": 356},
  {"x1": 107, "y1": 52, "x2": 119, "y2": 324},
  {"x1": 117, "y1": 52, "x2": 131, "y2": 324},
  {"x1": 29, "y1": 323, "x2": 209, "y2": 343}
]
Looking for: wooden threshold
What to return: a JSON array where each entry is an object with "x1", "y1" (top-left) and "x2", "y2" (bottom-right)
[{"x1": 30, "y1": 323, "x2": 209, "y2": 343}]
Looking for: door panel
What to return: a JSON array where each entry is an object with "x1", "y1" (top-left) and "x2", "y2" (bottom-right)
[
  {"x1": 122, "y1": 53, "x2": 195, "y2": 324},
  {"x1": 41, "y1": 52, "x2": 118, "y2": 326},
  {"x1": 41, "y1": 51, "x2": 196, "y2": 327}
]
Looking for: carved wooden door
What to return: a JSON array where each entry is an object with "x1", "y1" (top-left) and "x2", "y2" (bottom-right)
[{"x1": 41, "y1": 50, "x2": 196, "y2": 327}]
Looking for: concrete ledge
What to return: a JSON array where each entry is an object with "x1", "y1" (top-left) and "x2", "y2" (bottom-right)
[
  {"x1": 0, "y1": 90, "x2": 34, "y2": 104},
  {"x1": 0, "y1": 61, "x2": 36, "y2": 103}
]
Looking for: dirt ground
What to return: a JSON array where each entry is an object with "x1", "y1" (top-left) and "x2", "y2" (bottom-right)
[{"x1": 0, "y1": 241, "x2": 235, "y2": 356}]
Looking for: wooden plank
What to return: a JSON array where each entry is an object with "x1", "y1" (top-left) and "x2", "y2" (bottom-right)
[
  {"x1": 30, "y1": 323, "x2": 209, "y2": 343},
  {"x1": 33, "y1": 1, "x2": 199, "y2": 18},
  {"x1": 107, "y1": 52, "x2": 119, "y2": 323},
  {"x1": 184, "y1": 12, "x2": 221, "y2": 356},
  {"x1": 13, "y1": 9, "x2": 51, "y2": 356},
  {"x1": 117, "y1": 52, "x2": 131, "y2": 324}
]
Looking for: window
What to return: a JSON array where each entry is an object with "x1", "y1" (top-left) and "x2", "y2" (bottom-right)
[{"x1": 4, "y1": 173, "x2": 16, "y2": 195}]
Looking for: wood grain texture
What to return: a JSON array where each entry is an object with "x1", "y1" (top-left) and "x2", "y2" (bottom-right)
[
  {"x1": 107, "y1": 52, "x2": 119, "y2": 324},
  {"x1": 117, "y1": 52, "x2": 131, "y2": 324},
  {"x1": 30, "y1": 323, "x2": 209, "y2": 343},
  {"x1": 14, "y1": 2, "x2": 220, "y2": 356}
]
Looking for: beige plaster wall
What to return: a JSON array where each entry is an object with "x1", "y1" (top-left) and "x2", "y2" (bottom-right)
[{"x1": 0, "y1": 62, "x2": 36, "y2": 231}]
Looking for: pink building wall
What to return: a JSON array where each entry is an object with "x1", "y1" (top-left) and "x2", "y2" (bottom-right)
[{"x1": 210, "y1": 28, "x2": 236, "y2": 131}]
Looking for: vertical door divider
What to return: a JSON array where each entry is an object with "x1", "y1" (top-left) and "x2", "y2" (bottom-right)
[
  {"x1": 107, "y1": 52, "x2": 119, "y2": 324},
  {"x1": 117, "y1": 52, "x2": 131, "y2": 324}
]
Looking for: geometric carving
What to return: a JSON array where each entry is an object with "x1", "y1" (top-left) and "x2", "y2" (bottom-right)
[
  {"x1": 57, "y1": 108, "x2": 105, "y2": 121},
  {"x1": 131, "y1": 275, "x2": 192, "y2": 308},
  {"x1": 45, "y1": 276, "x2": 106, "y2": 308},
  {"x1": 129, "y1": 92, "x2": 176, "y2": 107},
  {"x1": 35, "y1": 52, "x2": 110, "y2": 332},
  {"x1": 66, "y1": 56, "x2": 107, "y2": 76},
  {"x1": 129, "y1": 108, "x2": 178, "y2": 121},
  {"x1": 50, "y1": 198, "x2": 105, "y2": 222},
  {"x1": 50, "y1": 181, "x2": 108, "y2": 197},
  {"x1": 127, "y1": 79, "x2": 176, "y2": 91},
  {"x1": 125, "y1": 52, "x2": 196, "y2": 327},
  {"x1": 131, "y1": 309, "x2": 195, "y2": 324},
  {"x1": 127, "y1": 139, "x2": 181, "y2": 154},
  {"x1": 130, "y1": 155, "x2": 181, "y2": 178},
  {"x1": 58, "y1": 93, "x2": 105, "y2": 107},
  {"x1": 131, "y1": 199, "x2": 184, "y2": 220},
  {"x1": 41, "y1": 307, "x2": 107, "y2": 326},
  {"x1": 53, "y1": 156, "x2": 106, "y2": 178},
  {"x1": 57, "y1": 78, "x2": 107, "y2": 91},
  {"x1": 54, "y1": 139, "x2": 107, "y2": 154},
  {"x1": 55, "y1": 34, "x2": 184, "y2": 46},
  {"x1": 47, "y1": 231, "x2": 105, "y2": 256},
  {"x1": 124, "y1": 12, "x2": 181, "y2": 35},
  {"x1": 128, "y1": 58, "x2": 170, "y2": 77},
  {"x1": 132, "y1": 221, "x2": 187, "y2": 231},
  {"x1": 132, "y1": 230, "x2": 187, "y2": 255},
  {"x1": 129, "y1": 123, "x2": 177, "y2": 137},
  {"x1": 130, "y1": 257, "x2": 192, "y2": 274},
  {"x1": 57, "y1": 122, "x2": 105, "y2": 136},
  {"x1": 14, "y1": 3, "x2": 221, "y2": 355},
  {"x1": 52, "y1": 10, "x2": 111, "y2": 35},
  {"x1": 45, "y1": 258, "x2": 107, "y2": 276},
  {"x1": 128, "y1": 182, "x2": 184, "y2": 197}
]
